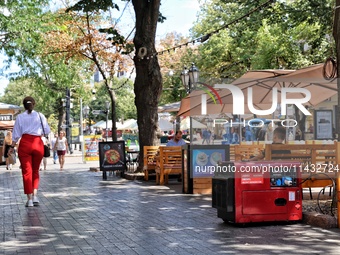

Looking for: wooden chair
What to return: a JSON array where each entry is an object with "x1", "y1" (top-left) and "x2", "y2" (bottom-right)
[
  {"x1": 143, "y1": 146, "x2": 159, "y2": 181},
  {"x1": 155, "y1": 146, "x2": 182, "y2": 185}
]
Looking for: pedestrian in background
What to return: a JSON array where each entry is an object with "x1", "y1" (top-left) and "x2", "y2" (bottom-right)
[
  {"x1": 231, "y1": 127, "x2": 240, "y2": 144},
  {"x1": 40, "y1": 135, "x2": 49, "y2": 170},
  {"x1": 53, "y1": 131, "x2": 68, "y2": 170},
  {"x1": 9, "y1": 96, "x2": 50, "y2": 207},
  {"x1": 51, "y1": 133, "x2": 59, "y2": 164},
  {"x1": 3, "y1": 130, "x2": 13, "y2": 170},
  {"x1": 202, "y1": 129, "x2": 211, "y2": 144}
]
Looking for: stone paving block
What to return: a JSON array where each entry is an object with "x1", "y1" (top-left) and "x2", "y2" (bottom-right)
[{"x1": 1, "y1": 157, "x2": 340, "y2": 255}]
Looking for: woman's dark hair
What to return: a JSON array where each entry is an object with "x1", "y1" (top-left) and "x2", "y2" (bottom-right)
[{"x1": 23, "y1": 96, "x2": 35, "y2": 113}]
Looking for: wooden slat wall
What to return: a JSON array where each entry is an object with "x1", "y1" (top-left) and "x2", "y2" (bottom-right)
[{"x1": 193, "y1": 178, "x2": 212, "y2": 194}]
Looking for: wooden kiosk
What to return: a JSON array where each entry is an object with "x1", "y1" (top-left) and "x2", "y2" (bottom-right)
[{"x1": 0, "y1": 102, "x2": 21, "y2": 165}]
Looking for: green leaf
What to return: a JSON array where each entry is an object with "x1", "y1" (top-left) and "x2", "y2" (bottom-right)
[{"x1": 66, "y1": 0, "x2": 119, "y2": 13}]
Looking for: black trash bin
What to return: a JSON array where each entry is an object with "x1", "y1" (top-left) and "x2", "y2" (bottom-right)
[{"x1": 160, "y1": 136, "x2": 168, "y2": 144}]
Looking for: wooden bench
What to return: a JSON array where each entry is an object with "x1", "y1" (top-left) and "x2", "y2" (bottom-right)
[
  {"x1": 143, "y1": 146, "x2": 159, "y2": 181},
  {"x1": 264, "y1": 143, "x2": 337, "y2": 189},
  {"x1": 155, "y1": 146, "x2": 182, "y2": 185}
]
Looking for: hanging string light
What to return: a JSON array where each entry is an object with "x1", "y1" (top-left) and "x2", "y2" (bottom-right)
[
  {"x1": 136, "y1": 0, "x2": 276, "y2": 60},
  {"x1": 109, "y1": 67, "x2": 135, "y2": 91}
]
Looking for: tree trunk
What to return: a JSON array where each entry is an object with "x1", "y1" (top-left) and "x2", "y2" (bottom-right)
[
  {"x1": 132, "y1": 0, "x2": 162, "y2": 171},
  {"x1": 108, "y1": 87, "x2": 117, "y2": 141}
]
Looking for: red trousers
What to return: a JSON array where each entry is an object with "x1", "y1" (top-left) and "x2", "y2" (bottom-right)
[{"x1": 18, "y1": 134, "x2": 44, "y2": 194}]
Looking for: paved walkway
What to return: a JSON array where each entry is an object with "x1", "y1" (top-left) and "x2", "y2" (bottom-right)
[{"x1": 1, "y1": 154, "x2": 340, "y2": 255}]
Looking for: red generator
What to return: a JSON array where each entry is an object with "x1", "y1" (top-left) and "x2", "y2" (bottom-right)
[{"x1": 212, "y1": 161, "x2": 302, "y2": 224}]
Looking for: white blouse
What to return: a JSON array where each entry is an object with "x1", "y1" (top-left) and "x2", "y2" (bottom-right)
[
  {"x1": 56, "y1": 137, "x2": 67, "y2": 151},
  {"x1": 12, "y1": 110, "x2": 50, "y2": 142}
]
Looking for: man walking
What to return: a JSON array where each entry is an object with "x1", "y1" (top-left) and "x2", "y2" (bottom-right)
[{"x1": 51, "y1": 133, "x2": 58, "y2": 164}]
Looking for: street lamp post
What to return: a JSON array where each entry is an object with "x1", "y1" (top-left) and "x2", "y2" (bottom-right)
[
  {"x1": 105, "y1": 101, "x2": 110, "y2": 141},
  {"x1": 79, "y1": 98, "x2": 85, "y2": 163},
  {"x1": 83, "y1": 105, "x2": 90, "y2": 135},
  {"x1": 180, "y1": 63, "x2": 199, "y2": 143},
  {"x1": 82, "y1": 105, "x2": 90, "y2": 163},
  {"x1": 168, "y1": 70, "x2": 181, "y2": 132},
  {"x1": 65, "y1": 88, "x2": 74, "y2": 154}
]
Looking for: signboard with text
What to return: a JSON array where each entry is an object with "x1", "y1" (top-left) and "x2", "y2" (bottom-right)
[
  {"x1": 314, "y1": 110, "x2": 333, "y2": 140},
  {"x1": 84, "y1": 135, "x2": 103, "y2": 161},
  {"x1": 0, "y1": 114, "x2": 13, "y2": 121}
]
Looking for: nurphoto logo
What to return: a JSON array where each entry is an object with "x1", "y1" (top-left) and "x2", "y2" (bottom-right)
[{"x1": 200, "y1": 84, "x2": 312, "y2": 116}]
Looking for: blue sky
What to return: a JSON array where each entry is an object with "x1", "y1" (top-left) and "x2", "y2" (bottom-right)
[
  {"x1": 157, "y1": 0, "x2": 200, "y2": 37},
  {"x1": 0, "y1": 0, "x2": 200, "y2": 95}
]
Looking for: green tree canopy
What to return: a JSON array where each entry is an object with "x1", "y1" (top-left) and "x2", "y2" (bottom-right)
[{"x1": 188, "y1": 0, "x2": 334, "y2": 80}]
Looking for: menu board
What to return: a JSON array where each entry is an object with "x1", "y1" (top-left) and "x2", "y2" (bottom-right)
[
  {"x1": 99, "y1": 141, "x2": 126, "y2": 172},
  {"x1": 314, "y1": 110, "x2": 333, "y2": 140},
  {"x1": 190, "y1": 145, "x2": 230, "y2": 178}
]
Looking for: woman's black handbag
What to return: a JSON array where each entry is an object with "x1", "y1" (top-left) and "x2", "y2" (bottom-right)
[
  {"x1": 39, "y1": 112, "x2": 51, "y2": 157},
  {"x1": 44, "y1": 144, "x2": 51, "y2": 157}
]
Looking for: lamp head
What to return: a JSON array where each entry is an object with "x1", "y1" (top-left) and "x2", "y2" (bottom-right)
[
  {"x1": 83, "y1": 105, "x2": 90, "y2": 115},
  {"x1": 188, "y1": 63, "x2": 199, "y2": 84},
  {"x1": 180, "y1": 66, "x2": 190, "y2": 91},
  {"x1": 105, "y1": 101, "x2": 110, "y2": 110}
]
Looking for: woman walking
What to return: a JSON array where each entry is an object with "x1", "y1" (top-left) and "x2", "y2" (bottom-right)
[
  {"x1": 54, "y1": 131, "x2": 68, "y2": 170},
  {"x1": 8, "y1": 96, "x2": 50, "y2": 207}
]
